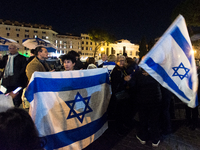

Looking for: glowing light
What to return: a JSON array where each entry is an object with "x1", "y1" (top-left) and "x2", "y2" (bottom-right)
[{"x1": 101, "y1": 47, "x2": 104, "y2": 51}]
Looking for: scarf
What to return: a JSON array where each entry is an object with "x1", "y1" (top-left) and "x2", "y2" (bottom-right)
[{"x1": 4, "y1": 53, "x2": 19, "y2": 78}]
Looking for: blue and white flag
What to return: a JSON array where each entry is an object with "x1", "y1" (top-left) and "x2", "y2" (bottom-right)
[
  {"x1": 22, "y1": 38, "x2": 57, "y2": 52},
  {"x1": 139, "y1": 15, "x2": 198, "y2": 108},
  {"x1": 25, "y1": 68, "x2": 111, "y2": 150},
  {"x1": 103, "y1": 61, "x2": 116, "y2": 75}
]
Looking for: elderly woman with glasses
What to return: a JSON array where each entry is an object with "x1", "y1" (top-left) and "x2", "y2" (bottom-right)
[{"x1": 109, "y1": 55, "x2": 132, "y2": 135}]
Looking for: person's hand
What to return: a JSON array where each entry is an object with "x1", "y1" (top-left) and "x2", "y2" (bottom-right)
[
  {"x1": 142, "y1": 71, "x2": 149, "y2": 76},
  {"x1": 50, "y1": 69, "x2": 55, "y2": 72},
  {"x1": 8, "y1": 91, "x2": 18, "y2": 99},
  {"x1": 124, "y1": 75, "x2": 131, "y2": 81}
]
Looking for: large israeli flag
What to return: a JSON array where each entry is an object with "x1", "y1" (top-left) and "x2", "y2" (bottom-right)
[
  {"x1": 25, "y1": 68, "x2": 111, "y2": 150},
  {"x1": 139, "y1": 15, "x2": 198, "y2": 108}
]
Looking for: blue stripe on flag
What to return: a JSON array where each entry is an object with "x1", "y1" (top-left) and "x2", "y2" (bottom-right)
[
  {"x1": 171, "y1": 26, "x2": 193, "y2": 89},
  {"x1": 44, "y1": 112, "x2": 107, "y2": 149},
  {"x1": 145, "y1": 57, "x2": 190, "y2": 101},
  {"x1": 25, "y1": 72, "x2": 110, "y2": 102},
  {"x1": 103, "y1": 62, "x2": 116, "y2": 65}
]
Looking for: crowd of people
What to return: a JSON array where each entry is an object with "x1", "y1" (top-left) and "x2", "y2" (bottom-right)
[{"x1": 0, "y1": 44, "x2": 199, "y2": 149}]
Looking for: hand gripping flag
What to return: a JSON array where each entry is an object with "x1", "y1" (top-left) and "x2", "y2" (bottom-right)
[
  {"x1": 25, "y1": 68, "x2": 111, "y2": 150},
  {"x1": 139, "y1": 15, "x2": 198, "y2": 108}
]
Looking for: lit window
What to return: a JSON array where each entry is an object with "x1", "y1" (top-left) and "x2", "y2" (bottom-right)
[
  {"x1": 55, "y1": 40, "x2": 57, "y2": 43},
  {"x1": 90, "y1": 47, "x2": 92, "y2": 50},
  {"x1": 60, "y1": 41, "x2": 62, "y2": 44},
  {"x1": 34, "y1": 35, "x2": 37, "y2": 38},
  {"x1": 46, "y1": 36, "x2": 48, "y2": 39},
  {"x1": 70, "y1": 45, "x2": 73, "y2": 49}
]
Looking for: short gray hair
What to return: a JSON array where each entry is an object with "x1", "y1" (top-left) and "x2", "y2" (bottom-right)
[{"x1": 8, "y1": 44, "x2": 17, "y2": 49}]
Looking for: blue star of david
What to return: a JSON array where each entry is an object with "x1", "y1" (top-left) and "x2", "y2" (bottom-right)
[
  {"x1": 65, "y1": 92, "x2": 93, "y2": 123},
  {"x1": 172, "y1": 62, "x2": 190, "y2": 80},
  {"x1": 34, "y1": 39, "x2": 48, "y2": 46}
]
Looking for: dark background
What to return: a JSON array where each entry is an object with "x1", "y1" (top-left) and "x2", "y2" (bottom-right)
[{"x1": 0, "y1": 0, "x2": 184, "y2": 43}]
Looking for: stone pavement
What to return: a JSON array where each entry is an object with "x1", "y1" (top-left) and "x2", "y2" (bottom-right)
[{"x1": 84, "y1": 112, "x2": 200, "y2": 150}]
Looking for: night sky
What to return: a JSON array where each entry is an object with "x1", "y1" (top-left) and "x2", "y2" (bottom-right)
[{"x1": 1, "y1": 0, "x2": 184, "y2": 43}]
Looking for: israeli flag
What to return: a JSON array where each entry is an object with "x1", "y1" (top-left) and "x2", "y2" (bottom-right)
[
  {"x1": 25, "y1": 68, "x2": 111, "y2": 149},
  {"x1": 103, "y1": 61, "x2": 116, "y2": 75},
  {"x1": 139, "y1": 15, "x2": 198, "y2": 108}
]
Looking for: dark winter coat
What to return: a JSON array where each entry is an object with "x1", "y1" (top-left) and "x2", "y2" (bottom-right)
[
  {"x1": 110, "y1": 65, "x2": 127, "y2": 94},
  {"x1": 135, "y1": 68, "x2": 162, "y2": 105},
  {"x1": 0, "y1": 54, "x2": 27, "y2": 88}
]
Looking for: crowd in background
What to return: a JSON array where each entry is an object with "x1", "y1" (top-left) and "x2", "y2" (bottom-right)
[{"x1": 0, "y1": 44, "x2": 199, "y2": 149}]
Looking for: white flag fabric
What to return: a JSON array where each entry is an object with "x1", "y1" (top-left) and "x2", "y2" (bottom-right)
[
  {"x1": 139, "y1": 15, "x2": 198, "y2": 108},
  {"x1": 25, "y1": 68, "x2": 111, "y2": 150},
  {"x1": 0, "y1": 91, "x2": 14, "y2": 112},
  {"x1": 103, "y1": 61, "x2": 116, "y2": 75}
]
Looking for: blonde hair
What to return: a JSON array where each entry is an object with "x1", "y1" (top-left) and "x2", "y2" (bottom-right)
[
  {"x1": 116, "y1": 55, "x2": 125, "y2": 62},
  {"x1": 108, "y1": 54, "x2": 116, "y2": 62}
]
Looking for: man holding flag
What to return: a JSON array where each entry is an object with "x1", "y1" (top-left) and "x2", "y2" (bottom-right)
[{"x1": 135, "y1": 15, "x2": 198, "y2": 147}]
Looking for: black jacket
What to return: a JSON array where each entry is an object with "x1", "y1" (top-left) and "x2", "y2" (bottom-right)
[
  {"x1": 134, "y1": 68, "x2": 162, "y2": 105},
  {"x1": 110, "y1": 65, "x2": 127, "y2": 94},
  {"x1": 0, "y1": 54, "x2": 28, "y2": 88}
]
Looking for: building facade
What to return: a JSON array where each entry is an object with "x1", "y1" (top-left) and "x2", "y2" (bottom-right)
[
  {"x1": 109, "y1": 39, "x2": 139, "y2": 58},
  {"x1": 0, "y1": 19, "x2": 139, "y2": 59},
  {"x1": 0, "y1": 19, "x2": 58, "y2": 55},
  {"x1": 54, "y1": 34, "x2": 82, "y2": 57}
]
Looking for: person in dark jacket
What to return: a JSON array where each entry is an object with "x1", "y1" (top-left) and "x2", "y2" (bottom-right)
[
  {"x1": 110, "y1": 55, "x2": 131, "y2": 135},
  {"x1": 0, "y1": 44, "x2": 27, "y2": 107},
  {"x1": 27, "y1": 49, "x2": 35, "y2": 64},
  {"x1": 135, "y1": 68, "x2": 162, "y2": 147}
]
